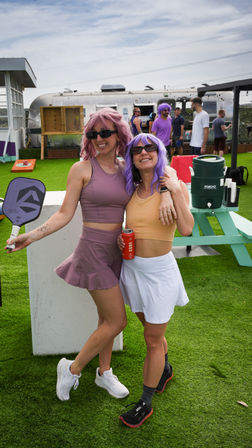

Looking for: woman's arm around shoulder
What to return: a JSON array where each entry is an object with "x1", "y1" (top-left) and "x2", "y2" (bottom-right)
[
  {"x1": 159, "y1": 165, "x2": 178, "y2": 225},
  {"x1": 160, "y1": 174, "x2": 194, "y2": 236},
  {"x1": 165, "y1": 165, "x2": 177, "y2": 179}
]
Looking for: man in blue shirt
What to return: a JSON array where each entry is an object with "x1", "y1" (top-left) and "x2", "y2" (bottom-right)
[
  {"x1": 212, "y1": 109, "x2": 232, "y2": 157},
  {"x1": 172, "y1": 107, "x2": 184, "y2": 155}
]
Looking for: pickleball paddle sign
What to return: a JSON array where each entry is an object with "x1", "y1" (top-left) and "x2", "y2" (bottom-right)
[{"x1": 3, "y1": 177, "x2": 46, "y2": 251}]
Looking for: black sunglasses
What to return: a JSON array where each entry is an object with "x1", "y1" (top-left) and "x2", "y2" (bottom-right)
[
  {"x1": 86, "y1": 129, "x2": 118, "y2": 139},
  {"x1": 130, "y1": 144, "x2": 158, "y2": 155}
]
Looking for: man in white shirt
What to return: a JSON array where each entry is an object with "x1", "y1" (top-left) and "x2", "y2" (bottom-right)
[{"x1": 190, "y1": 97, "x2": 209, "y2": 155}]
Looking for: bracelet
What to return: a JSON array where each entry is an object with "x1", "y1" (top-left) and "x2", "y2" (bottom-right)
[{"x1": 160, "y1": 186, "x2": 169, "y2": 193}]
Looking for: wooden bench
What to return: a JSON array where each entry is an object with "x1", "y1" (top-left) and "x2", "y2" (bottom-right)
[{"x1": 229, "y1": 212, "x2": 252, "y2": 239}]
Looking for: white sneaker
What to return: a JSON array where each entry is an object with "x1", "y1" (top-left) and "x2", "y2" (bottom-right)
[
  {"x1": 95, "y1": 368, "x2": 129, "y2": 398},
  {"x1": 56, "y1": 358, "x2": 81, "y2": 401}
]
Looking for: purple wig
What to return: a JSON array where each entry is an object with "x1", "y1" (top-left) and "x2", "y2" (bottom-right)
[
  {"x1": 80, "y1": 108, "x2": 132, "y2": 160},
  {"x1": 157, "y1": 103, "x2": 172, "y2": 116},
  {"x1": 124, "y1": 133, "x2": 168, "y2": 195}
]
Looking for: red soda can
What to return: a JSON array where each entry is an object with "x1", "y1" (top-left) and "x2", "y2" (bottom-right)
[{"x1": 122, "y1": 229, "x2": 135, "y2": 260}]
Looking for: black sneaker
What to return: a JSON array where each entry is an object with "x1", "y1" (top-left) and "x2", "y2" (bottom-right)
[
  {"x1": 119, "y1": 399, "x2": 153, "y2": 428},
  {"x1": 155, "y1": 363, "x2": 174, "y2": 393}
]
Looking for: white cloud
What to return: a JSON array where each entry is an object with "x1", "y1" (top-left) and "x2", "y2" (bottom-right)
[{"x1": 0, "y1": 0, "x2": 251, "y2": 107}]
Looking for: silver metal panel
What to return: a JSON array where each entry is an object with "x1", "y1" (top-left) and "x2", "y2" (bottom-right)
[{"x1": 27, "y1": 88, "x2": 234, "y2": 147}]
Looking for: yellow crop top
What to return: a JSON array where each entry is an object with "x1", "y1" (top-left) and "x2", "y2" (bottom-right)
[{"x1": 125, "y1": 189, "x2": 177, "y2": 241}]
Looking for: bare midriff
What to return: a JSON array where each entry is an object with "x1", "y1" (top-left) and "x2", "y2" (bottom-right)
[
  {"x1": 83, "y1": 221, "x2": 122, "y2": 231},
  {"x1": 135, "y1": 239, "x2": 172, "y2": 258}
]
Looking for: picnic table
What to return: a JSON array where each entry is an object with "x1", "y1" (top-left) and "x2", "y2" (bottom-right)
[{"x1": 173, "y1": 205, "x2": 252, "y2": 267}]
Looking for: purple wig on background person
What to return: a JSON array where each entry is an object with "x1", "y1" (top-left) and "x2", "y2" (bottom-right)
[
  {"x1": 80, "y1": 108, "x2": 132, "y2": 160},
  {"x1": 124, "y1": 133, "x2": 167, "y2": 196},
  {"x1": 157, "y1": 103, "x2": 172, "y2": 117}
]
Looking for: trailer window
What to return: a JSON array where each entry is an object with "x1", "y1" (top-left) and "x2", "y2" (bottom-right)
[
  {"x1": 158, "y1": 98, "x2": 175, "y2": 110},
  {"x1": 134, "y1": 104, "x2": 154, "y2": 116},
  {"x1": 0, "y1": 87, "x2": 8, "y2": 128},
  {"x1": 203, "y1": 101, "x2": 217, "y2": 115},
  {"x1": 96, "y1": 105, "x2": 117, "y2": 111}
]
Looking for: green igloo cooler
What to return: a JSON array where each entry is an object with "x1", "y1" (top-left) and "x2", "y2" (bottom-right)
[{"x1": 191, "y1": 155, "x2": 225, "y2": 209}]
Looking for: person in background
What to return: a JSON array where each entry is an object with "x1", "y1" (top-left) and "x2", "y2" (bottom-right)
[
  {"x1": 190, "y1": 97, "x2": 209, "y2": 155},
  {"x1": 148, "y1": 112, "x2": 156, "y2": 132},
  {"x1": 151, "y1": 103, "x2": 173, "y2": 161},
  {"x1": 118, "y1": 133, "x2": 194, "y2": 428},
  {"x1": 130, "y1": 107, "x2": 142, "y2": 136},
  {"x1": 172, "y1": 107, "x2": 184, "y2": 156},
  {"x1": 6, "y1": 109, "x2": 175, "y2": 408},
  {"x1": 212, "y1": 109, "x2": 232, "y2": 158}
]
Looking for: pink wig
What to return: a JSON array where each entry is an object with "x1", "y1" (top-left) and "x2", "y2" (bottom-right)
[{"x1": 80, "y1": 108, "x2": 132, "y2": 160}]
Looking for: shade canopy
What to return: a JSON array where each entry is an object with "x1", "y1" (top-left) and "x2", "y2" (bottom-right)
[
  {"x1": 198, "y1": 78, "x2": 252, "y2": 95},
  {"x1": 198, "y1": 79, "x2": 252, "y2": 169}
]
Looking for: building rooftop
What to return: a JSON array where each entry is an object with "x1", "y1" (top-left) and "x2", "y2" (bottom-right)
[{"x1": 0, "y1": 57, "x2": 36, "y2": 88}]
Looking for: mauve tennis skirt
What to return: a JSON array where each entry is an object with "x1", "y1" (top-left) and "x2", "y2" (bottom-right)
[{"x1": 55, "y1": 226, "x2": 122, "y2": 290}]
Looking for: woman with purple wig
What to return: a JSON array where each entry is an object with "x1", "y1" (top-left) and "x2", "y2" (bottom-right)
[
  {"x1": 118, "y1": 133, "x2": 194, "y2": 428},
  {"x1": 6, "y1": 109, "x2": 175, "y2": 408}
]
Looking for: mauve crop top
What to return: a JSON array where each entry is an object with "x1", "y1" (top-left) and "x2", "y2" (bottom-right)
[{"x1": 80, "y1": 158, "x2": 130, "y2": 223}]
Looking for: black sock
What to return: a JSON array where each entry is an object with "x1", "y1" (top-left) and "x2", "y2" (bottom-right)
[
  {"x1": 164, "y1": 353, "x2": 169, "y2": 370},
  {"x1": 141, "y1": 384, "x2": 155, "y2": 407}
]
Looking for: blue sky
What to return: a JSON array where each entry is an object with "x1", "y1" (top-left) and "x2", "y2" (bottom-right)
[{"x1": 0, "y1": 0, "x2": 252, "y2": 107}]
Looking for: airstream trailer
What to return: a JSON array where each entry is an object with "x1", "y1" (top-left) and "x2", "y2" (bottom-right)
[{"x1": 27, "y1": 85, "x2": 233, "y2": 148}]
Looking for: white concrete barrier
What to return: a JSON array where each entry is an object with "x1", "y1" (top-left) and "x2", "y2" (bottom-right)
[{"x1": 26, "y1": 191, "x2": 123, "y2": 355}]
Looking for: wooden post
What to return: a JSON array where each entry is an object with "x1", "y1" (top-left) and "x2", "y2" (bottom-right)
[{"x1": 41, "y1": 135, "x2": 44, "y2": 160}]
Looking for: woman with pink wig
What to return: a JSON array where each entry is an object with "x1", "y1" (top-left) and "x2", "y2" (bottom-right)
[{"x1": 6, "y1": 108, "x2": 175, "y2": 407}]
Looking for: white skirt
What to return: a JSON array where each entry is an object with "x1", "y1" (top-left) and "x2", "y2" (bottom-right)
[{"x1": 120, "y1": 251, "x2": 189, "y2": 324}]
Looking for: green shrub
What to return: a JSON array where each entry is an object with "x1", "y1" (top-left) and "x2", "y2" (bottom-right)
[{"x1": 18, "y1": 148, "x2": 47, "y2": 159}]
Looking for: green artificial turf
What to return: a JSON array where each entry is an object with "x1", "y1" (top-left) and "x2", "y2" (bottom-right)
[{"x1": 0, "y1": 154, "x2": 251, "y2": 448}]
